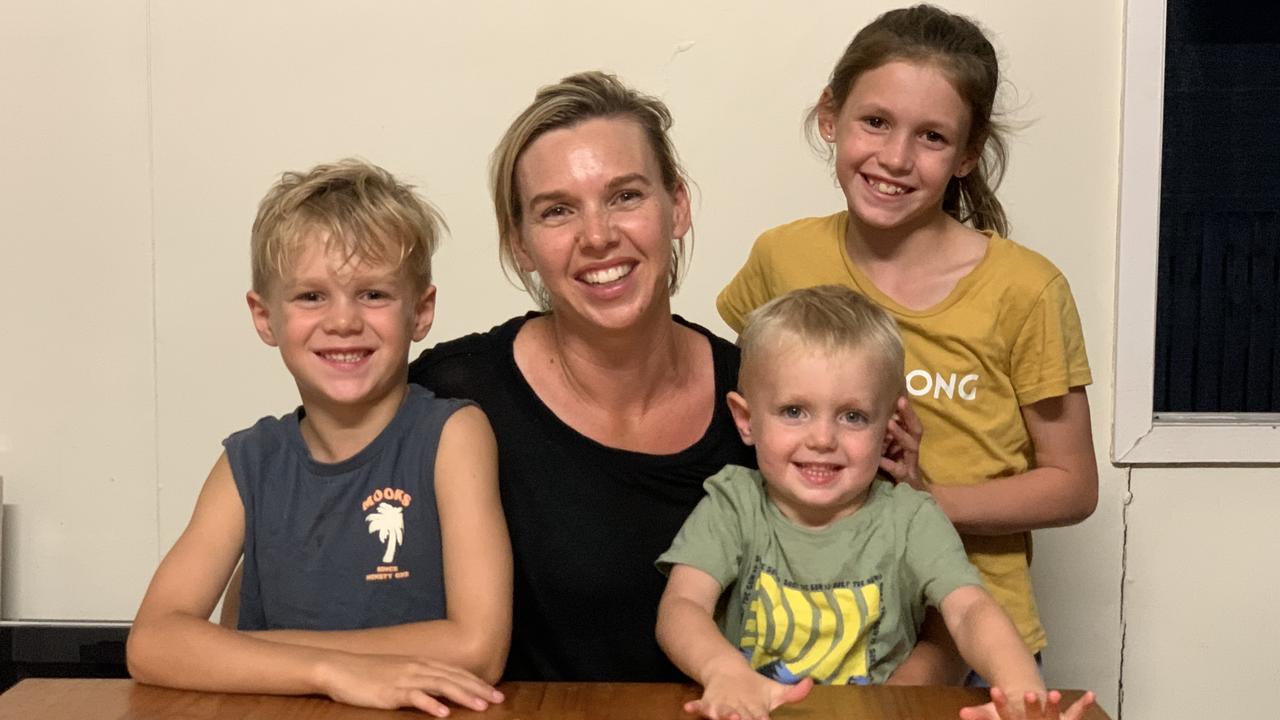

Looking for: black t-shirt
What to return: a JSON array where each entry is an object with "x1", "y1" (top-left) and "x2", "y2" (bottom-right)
[{"x1": 408, "y1": 312, "x2": 754, "y2": 681}]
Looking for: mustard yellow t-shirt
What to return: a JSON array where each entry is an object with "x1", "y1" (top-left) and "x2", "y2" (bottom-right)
[{"x1": 716, "y1": 211, "x2": 1092, "y2": 652}]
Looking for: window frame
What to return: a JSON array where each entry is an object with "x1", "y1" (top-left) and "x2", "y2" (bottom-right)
[{"x1": 1113, "y1": 0, "x2": 1280, "y2": 464}]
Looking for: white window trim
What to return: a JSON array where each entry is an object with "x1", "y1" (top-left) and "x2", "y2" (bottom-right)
[{"x1": 1113, "y1": 0, "x2": 1280, "y2": 464}]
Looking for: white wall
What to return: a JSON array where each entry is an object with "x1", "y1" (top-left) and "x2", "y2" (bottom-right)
[
  {"x1": 1121, "y1": 469, "x2": 1280, "y2": 718},
  {"x1": 1, "y1": 0, "x2": 1143, "y2": 716},
  {"x1": 0, "y1": 0, "x2": 158, "y2": 621}
]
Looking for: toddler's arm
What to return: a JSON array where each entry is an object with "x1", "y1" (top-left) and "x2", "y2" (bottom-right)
[
  {"x1": 127, "y1": 452, "x2": 500, "y2": 715},
  {"x1": 939, "y1": 586, "x2": 1094, "y2": 720},
  {"x1": 242, "y1": 406, "x2": 513, "y2": 682},
  {"x1": 656, "y1": 564, "x2": 812, "y2": 720},
  {"x1": 891, "y1": 388, "x2": 1098, "y2": 535}
]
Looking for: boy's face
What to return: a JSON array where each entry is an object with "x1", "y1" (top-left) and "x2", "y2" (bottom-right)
[
  {"x1": 728, "y1": 340, "x2": 896, "y2": 529},
  {"x1": 247, "y1": 235, "x2": 434, "y2": 414}
]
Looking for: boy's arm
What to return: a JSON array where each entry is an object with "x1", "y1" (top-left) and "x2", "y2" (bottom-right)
[
  {"x1": 897, "y1": 388, "x2": 1098, "y2": 536},
  {"x1": 244, "y1": 406, "x2": 514, "y2": 683},
  {"x1": 128, "y1": 452, "x2": 311, "y2": 692},
  {"x1": 127, "y1": 452, "x2": 501, "y2": 715},
  {"x1": 657, "y1": 564, "x2": 811, "y2": 719}
]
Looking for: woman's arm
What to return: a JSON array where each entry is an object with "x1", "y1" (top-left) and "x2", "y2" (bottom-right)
[
  {"x1": 916, "y1": 388, "x2": 1098, "y2": 536},
  {"x1": 244, "y1": 406, "x2": 514, "y2": 683}
]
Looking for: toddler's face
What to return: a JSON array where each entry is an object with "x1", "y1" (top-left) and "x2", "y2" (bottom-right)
[{"x1": 728, "y1": 342, "x2": 896, "y2": 528}]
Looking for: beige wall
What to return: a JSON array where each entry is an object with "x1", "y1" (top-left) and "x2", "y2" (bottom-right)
[
  {"x1": 1122, "y1": 468, "x2": 1280, "y2": 718},
  {"x1": 23, "y1": 1, "x2": 1266, "y2": 717}
]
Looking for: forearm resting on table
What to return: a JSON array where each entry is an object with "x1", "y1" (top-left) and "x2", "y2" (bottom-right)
[
  {"x1": 247, "y1": 618, "x2": 507, "y2": 683},
  {"x1": 128, "y1": 609, "x2": 337, "y2": 695}
]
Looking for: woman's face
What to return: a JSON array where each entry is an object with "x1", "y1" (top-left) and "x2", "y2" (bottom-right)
[{"x1": 512, "y1": 116, "x2": 689, "y2": 333}]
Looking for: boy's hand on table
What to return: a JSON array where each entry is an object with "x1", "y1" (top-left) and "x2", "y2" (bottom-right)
[
  {"x1": 959, "y1": 687, "x2": 1096, "y2": 720},
  {"x1": 686, "y1": 663, "x2": 812, "y2": 720},
  {"x1": 316, "y1": 652, "x2": 504, "y2": 716},
  {"x1": 881, "y1": 396, "x2": 926, "y2": 492}
]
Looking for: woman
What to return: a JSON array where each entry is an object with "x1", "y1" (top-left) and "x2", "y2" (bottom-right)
[
  {"x1": 407, "y1": 71, "x2": 753, "y2": 682},
  {"x1": 410, "y1": 70, "x2": 959, "y2": 686}
]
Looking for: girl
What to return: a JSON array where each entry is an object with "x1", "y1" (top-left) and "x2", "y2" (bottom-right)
[{"x1": 717, "y1": 4, "x2": 1098, "y2": 714}]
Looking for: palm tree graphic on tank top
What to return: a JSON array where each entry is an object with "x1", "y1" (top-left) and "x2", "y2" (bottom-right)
[{"x1": 365, "y1": 502, "x2": 405, "y2": 563}]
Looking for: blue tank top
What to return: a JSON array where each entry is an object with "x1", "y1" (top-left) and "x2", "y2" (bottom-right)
[{"x1": 225, "y1": 385, "x2": 468, "y2": 631}]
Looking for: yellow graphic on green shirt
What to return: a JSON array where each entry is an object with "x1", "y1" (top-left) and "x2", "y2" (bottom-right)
[{"x1": 739, "y1": 566, "x2": 882, "y2": 685}]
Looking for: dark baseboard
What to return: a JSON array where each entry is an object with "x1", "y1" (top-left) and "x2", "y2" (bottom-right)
[{"x1": 0, "y1": 625, "x2": 130, "y2": 693}]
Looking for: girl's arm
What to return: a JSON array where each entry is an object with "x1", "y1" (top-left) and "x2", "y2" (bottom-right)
[
  {"x1": 897, "y1": 388, "x2": 1098, "y2": 536},
  {"x1": 656, "y1": 565, "x2": 812, "y2": 719},
  {"x1": 246, "y1": 406, "x2": 514, "y2": 683},
  {"x1": 127, "y1": 454, "x2": 499, "y2": 715}
]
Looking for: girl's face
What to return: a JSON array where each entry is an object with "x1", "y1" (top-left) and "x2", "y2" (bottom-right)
[
  {"x1": 818, "y1": 60, "x2": 980, "y2": 235},
  {"x1": 511, "y1": 116, "x2": 690, "y2": 333}
]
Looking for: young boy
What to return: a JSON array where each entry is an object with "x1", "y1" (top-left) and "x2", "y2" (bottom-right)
[
  {"x1": 656, "y1": 286, "x2": 1093, "y2": 720},
  {"x1": 127, "y1": 159, "x2": 511, "y2": 717}
]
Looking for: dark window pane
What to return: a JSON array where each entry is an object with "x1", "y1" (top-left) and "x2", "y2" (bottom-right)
[{"x1": 1155, "y1": 0, "x2": 1280, "y2": 412}]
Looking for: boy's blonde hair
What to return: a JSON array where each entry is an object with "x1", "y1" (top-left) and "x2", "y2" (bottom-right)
[
  {"x1": 490, "y1": 70, "x2": 692, "y2": 308},
  {"x1": 738, "y1": 286, "x2": 905, "y2": 401},
  {"x1": 250, "y1": 158, "x2": 446, "y2": 294}
]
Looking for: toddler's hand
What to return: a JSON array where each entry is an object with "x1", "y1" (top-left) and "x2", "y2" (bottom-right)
[
  {"x1": 880, "y1": 396, "x2": 925, "y2": 491},
  {"x1": 317, "y1": 652, "x2": 504, "y2": 716},
  {"x1": 685, "y1": 665, "x2": 812, "y2": 720},
  {"x1": 959, "y1": 687, "x2": 1096, "y2": 720}
]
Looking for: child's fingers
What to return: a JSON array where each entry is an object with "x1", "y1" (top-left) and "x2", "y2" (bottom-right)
[
  {"x1": 897, "y1": 396, "x2": 924, "y2": 437},
  {"x1": 416, "y1": 672, "x2": 497, "y2": 713},
  {"x1": 683, "y1": 697, "x2": 740, "y2": 720},
  {"x1": 1041, "y1": 690, "x2": 1063, "y2": 719},
  {"x1": 682, "y1": 698, "x2": 717, "y2": 718},
  {"x1": 989, "y1": 687, "x2": 1015, "y2": 720},
  {"x1": 774, "y1": 676, "x2": 813, "y2": 708},
  {"x1": 406, "y1": 688, "x2": 451, "y2": 717},
  {"x1": 879, "y1": 456, "x2": 904, "y2": 477},
  {"x1": 1061, "y1": 691, "x2": 1095, "y2": 720},
  {"x1": 957, "y1": 701, "x2": 997, "y2": 720},
  {"x1": 885, "y1": 417, "x2": 920, "y2": 451}
]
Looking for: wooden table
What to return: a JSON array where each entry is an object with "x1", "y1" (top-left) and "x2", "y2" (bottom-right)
[{"x1": 0, "y1": 679, "x2": 1110, "y2": 719}]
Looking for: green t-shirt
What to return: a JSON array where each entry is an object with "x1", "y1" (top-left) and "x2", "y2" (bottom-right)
[{"x1": 658, "y1": 465, "x2": 981, "y2": 685}]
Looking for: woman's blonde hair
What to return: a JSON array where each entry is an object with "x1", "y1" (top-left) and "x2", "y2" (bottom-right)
[
  {"x1": 250, "y1": 158, "x2": 446, "y2": 294},
  {"x1": 490, "y1": 71, "x2": 692, "y2": 308}
]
